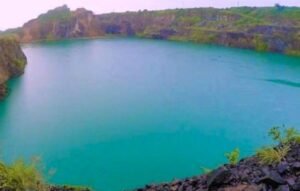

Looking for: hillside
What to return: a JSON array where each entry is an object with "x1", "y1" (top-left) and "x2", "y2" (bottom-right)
[
  {"x1": 2, "y1": 5, "x2": 300, "y2": 55},
  {"x1": 0, "y1": 37, "x2": 27, "y2": 99}
]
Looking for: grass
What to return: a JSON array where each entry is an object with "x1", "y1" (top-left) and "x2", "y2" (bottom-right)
[
  {"x1": 225, "y1": 148, "x2": 240, "y2": 165},
  {"x1": 0, "y1": 157, "x2": 47, "y2": 191},
  {"x1": 256, "y1": 145, "x2": 290, "y2": 165},
  {"x1": 38, "y1": 5, "x2": 72, "y2": 23},
  {"x1": 0, "y1": 157, "x2": 90, "y2": 191},
  {"x1": 256, "y1": 126, "x2": 300, "y2": 165}
]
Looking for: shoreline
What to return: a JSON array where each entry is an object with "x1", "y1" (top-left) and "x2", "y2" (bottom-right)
[{"x1": 136, "y1": 143, "x2": 300, "y2": 191}]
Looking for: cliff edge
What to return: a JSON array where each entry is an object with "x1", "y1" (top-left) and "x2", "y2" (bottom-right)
[
  {"x1": 0, "y1": 37, "x2": 27, "y2": 99},
  {"x1": 2, "y1": 5, "x2": 300, "y2": 55}
]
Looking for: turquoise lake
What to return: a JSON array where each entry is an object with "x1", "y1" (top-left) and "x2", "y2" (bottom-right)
[{"x1": 0, "y1": 38, "x2": 300, "y2": 190}]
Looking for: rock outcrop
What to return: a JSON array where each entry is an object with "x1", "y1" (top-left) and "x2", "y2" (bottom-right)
[
  {"x1": 50, "y1": 186, "x2": 90, "y2": 191},
  {"x1": 0, "y1": 37, "x2": 27, "y2": 99},
  {"x1": 136, "y1": 143, "x2": 300, "y2": 191},
  {"x1": 2, "y1": 5, "x2": 300, "y2": 55}
]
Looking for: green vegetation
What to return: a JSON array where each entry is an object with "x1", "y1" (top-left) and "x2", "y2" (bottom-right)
[
  {"x1": 38, "y1": 5, "x2": 72, "y2": 23},
  {"x1": 2, "y1": 4, "x2": 299, "y2": 55},
  {"x1": 225, "y1": 148, "x2": 240, "y2": 165},
  {"x1": 189, "y1": 28, "x2": 217, "y2": 43},
  {"x1": 256, "y1": 126, "x2": 300, "y2": 165},
  {"x1": 285, "y1": 49, "x2": 300, "y2": 56},
  {"x1": 118, "y1": 5, "x2": 300, "y2": 55},
  {"x1": 177, "y1": 16, "x2": 201, "y2": 26},
  {"x1": 268, "y1": 126, "x2": 300, "y2": 144},
  {"x1": 0, "y1": 157, "x2": 90, "y2": 191},
  {"x1": 13, "y1": 59, "x2": 26, "y2": 70},
  {"x1": 218, "y1": 126, "x2": 300, "y2": 166},
  {"x1": 0, "y1": 157, "x2": 47, "y2": 191},
  {"x1": 253, "y1": 35, "x2": 269, "y2": 52},
  {"x1": 256, "y1": 145, "x2": 290, "y2": 165},
  {"x1": 0, "y1": 36, "x2": 18, "y2": 43}
]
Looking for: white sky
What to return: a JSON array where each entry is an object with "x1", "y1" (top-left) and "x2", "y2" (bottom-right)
[{"x1": 0, "y1": 0, "x2": 299, "y2": 30}]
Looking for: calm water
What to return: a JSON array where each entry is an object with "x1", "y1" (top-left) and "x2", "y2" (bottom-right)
[{"x1": 1, "y1": 38, "x2": 300, "y2": 190}]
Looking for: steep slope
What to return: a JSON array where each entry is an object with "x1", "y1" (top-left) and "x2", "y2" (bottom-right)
[
  {"x1": 2, "y1": 5, "x2": 300, "y2": 55},
  {"x1": 0, "y1": 37, "x2": 27, "y2": 99}
]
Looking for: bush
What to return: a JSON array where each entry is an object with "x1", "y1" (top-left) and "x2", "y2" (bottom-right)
[
  {"x1": 257, "y1": 126, "x2": 300, "y2": 165},
  {"x1": 256, "y1": 145, "x2": 290, "y2": 165},
  {"x1": 225, "y1": 148, "x2": 240, "y2": 165},
  {"x1": 268, "y1": 126, "x2": 300, "y2": 144},
  {"x1": 0, "y1": 157, "x2": 48, "y2": 191},
  {"x1": 268, "y1": 126, "x2": 282, "y2": 143}
]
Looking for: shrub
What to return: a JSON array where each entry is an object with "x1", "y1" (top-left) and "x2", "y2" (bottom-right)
[
  {"x1": 268, "y1": 126, "x2": 300, "y2": 145},
  {"x1": 268, "y1": 126, "x2": 282, "y2": 143},
  {"x1": 0, "y1": 157, "x2": 48, "y2": 191},
  {"x1": 225, "y1": 148, "x2": 240, "y2": 165},
  {"x1": 256, "y1": 145, "x2": 290, "y2": 165},
  {"x1": 257, "y1": 126, "x2": 300, "y2": 165},
  {"x1": 283, "y1": 127, "x2": 300, "y2": 144}
]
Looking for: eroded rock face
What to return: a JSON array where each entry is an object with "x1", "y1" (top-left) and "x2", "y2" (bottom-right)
[
  {"x1": 3, "y1": 5, "x2": 300, "y2": 55},
  {"x1": 0, "y1": 37, "x2": 27, "y2": 100}
]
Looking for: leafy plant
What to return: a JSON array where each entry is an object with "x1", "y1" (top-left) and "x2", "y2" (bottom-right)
[
  {"x1": 268, "y1": 126, "x2": 300, "y2": 145},
  {"x1": 256, "y1": 126, "x2": 300, "y2": 165},
  {"x1": 256, "y1": 144, "x2": 290, "y2": 165},
  {"x1": 0, "y1": 157, "x2": 48, "y2": 191},
  {"x1": 284, "y1": 128, "x2": 300, "y2": 144},
  {"x1": 225, "y1": 148, "x2": 240, "y2": 165},
  {"x1": 268, "y1": 126, "x2": 282, "y2": 142}
]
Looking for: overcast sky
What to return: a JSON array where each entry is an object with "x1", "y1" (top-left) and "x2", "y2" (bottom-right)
[{"x1": 0, "y1": 0, "x2": 299, "y2": 30}]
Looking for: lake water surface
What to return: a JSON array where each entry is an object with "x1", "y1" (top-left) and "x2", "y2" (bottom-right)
[{"x1": 1, "y1": 38, "x2": 300, "y2": 191}]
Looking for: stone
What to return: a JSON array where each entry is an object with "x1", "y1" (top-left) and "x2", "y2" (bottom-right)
[
  {"x1": 258, "y1": 171, "x2": 286, "y2": 187},
  {"x1": 207, "y1": 167, "x2": 232, "y2": 188},
  {"x1": 292, "y1": 183, "x2": 300, "y2": 191},
  {"x1": 292, "y1": 162, "x2": 300, "y2": 169},
  {"x1": 277, "y1": 162, "x2": 289, "y2": 174},
  {"x1": 221, "y1": 185, "x2": 261, "y2": 191},
  {"x1": 276, "y1": 185, "x2": 290, "y2": 191},
  {"x1": 286, "y1": 177, "x2": 295, "y2": 186}
]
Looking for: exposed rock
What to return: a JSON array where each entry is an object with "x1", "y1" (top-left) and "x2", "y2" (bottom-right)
[
  {"x1": 207, "y1": 167, "x2": 232, "y2": 188},
  {"x1": 136, "y1": 144, "x2": 300, "y2": 191},
  {"x1": 49, "y1": 186, "x2": 91, "y2": 191},
  {"x1": 221, "y1": 185, "x2": 261, "y2": 191},
  {"x1": 0, "y1": 83, "x2": 7, "y2": 100},
  {"x1": 258, "y1": 171, "x2": 286, "y2": 187},
  {"x1": 277, "y1": 162, "x2": 289, "y2": 174},
  {"x1": 292, "y1": 183, "x2": 300, "y2": 191},
  {"x1": 276, "y1": 185, "x2": 290, "y2": 191},
  {"x1": 0, "y1": 37, "x2": 27, "y2": 100},
  {"x1": 2, "y1": 6, "x2": 300, "y2": 55}
]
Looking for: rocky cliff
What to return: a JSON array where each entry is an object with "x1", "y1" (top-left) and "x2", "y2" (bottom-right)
[
  {"x1": 2, "y1": 5, "x2": 300, "y2": 55},
  {"x1": 0, "y1": 37, "x2": 27, "y2": 99}
]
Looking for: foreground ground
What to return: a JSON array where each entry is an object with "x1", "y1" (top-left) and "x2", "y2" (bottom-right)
[{"x1": 136, "y1": 143, "x2": 300, "y2": 191}]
